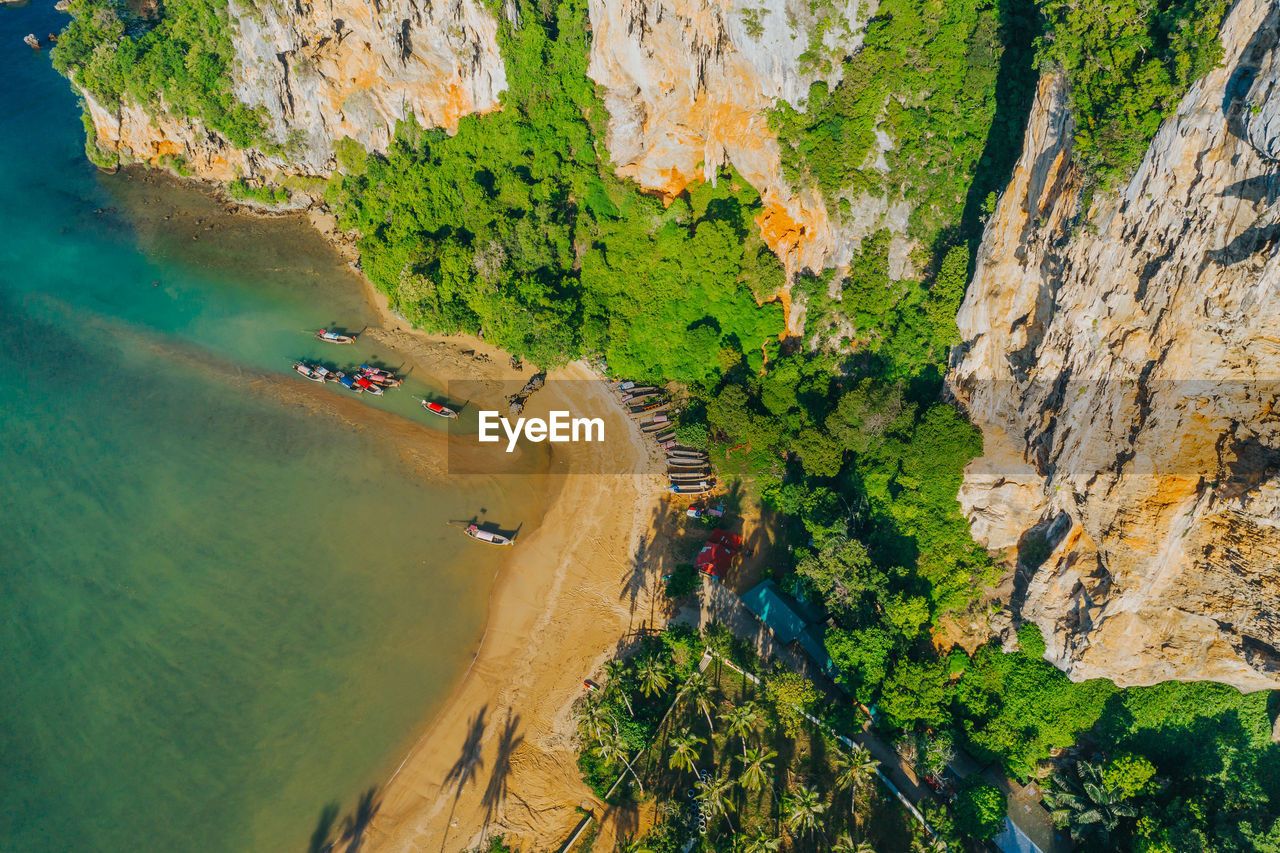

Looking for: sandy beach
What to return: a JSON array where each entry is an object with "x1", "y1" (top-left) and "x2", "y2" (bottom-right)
[{"x1": 350, "y1": 283, "x2": 669, "y2": 851}]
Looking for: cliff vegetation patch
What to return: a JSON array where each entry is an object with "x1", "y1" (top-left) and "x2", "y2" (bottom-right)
[
  {"x1": 1037, "y1": 0, "x2": 1231, "y2": 187},
  {"x1": 53, "y1": 0, "x2": 267, "y2": 148}
]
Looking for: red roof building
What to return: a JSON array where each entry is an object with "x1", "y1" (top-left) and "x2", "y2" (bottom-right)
[{"x1": 695, "y1": 530, "x2": 742, "y2": 578}]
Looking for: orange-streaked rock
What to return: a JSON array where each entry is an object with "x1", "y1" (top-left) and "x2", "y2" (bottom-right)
[
  {"x1": 947, "y1": 0, "x2": 1280, "y2": 691},
  {"x1": 587, "y1": 0, "x2": 856, "y2": 301}
]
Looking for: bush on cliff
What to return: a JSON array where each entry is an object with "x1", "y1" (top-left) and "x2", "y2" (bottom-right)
[
  {"x1": 1036, "y1": 0, "x2": 1231, "y2": 186},
  {"x1": 54, "y1": 0, "x2": 266, "y2": 148}
]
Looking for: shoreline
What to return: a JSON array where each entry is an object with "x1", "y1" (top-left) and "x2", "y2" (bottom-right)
[
  {"x1": 112, "y1": 164, "x2": 672, "y2": 849},
  {"x1": 355, "y1": 273, "x2": 667, "y2": 852}
]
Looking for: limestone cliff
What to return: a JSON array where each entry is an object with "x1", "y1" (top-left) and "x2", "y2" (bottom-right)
[
  {"x1": 228, "y1": 0, "x2": 507, "y2": 172},
  {"x1": 948, "y1": 0, "x2": 1280, "y2": 691},
  {"x1": 84, "y1": 0, "x2": 863, "y2": 280},
  {"x1": 83, "y1": 90, "x2": 284, "y2": 183},
  {"x1": 586, "y1": 0, "x2": 869, "y2": 281},
  {"x1": 81, "y1": 0, "x2": 506, "y2": 180}
]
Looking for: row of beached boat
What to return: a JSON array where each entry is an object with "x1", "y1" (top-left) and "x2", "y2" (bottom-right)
[
  {"x1": 292, "y1": 356, "x2": 459, "y2": 418},
  {"x1": 292, "y1": 361, "x2": 401, "y2": 396},
  {"x1": 615, "y1": 380, "x2": 716, "y2": 496},
  {"x1": 666, "y1": 447, "x2": 713, "y2": 494}
]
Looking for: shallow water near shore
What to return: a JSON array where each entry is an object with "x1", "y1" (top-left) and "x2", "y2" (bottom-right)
[{"x1": 0, "y1": 5, "x2": 543, "y2": 851}]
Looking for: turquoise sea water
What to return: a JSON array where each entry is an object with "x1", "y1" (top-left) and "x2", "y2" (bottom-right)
[{"x1": 0, "y1": 5, "x2": 540, "y2": 851}]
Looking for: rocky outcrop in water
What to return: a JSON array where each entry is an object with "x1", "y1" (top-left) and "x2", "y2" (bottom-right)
[{"x1": 948, "y1": 0, "x2": 1280, "y2": 691}]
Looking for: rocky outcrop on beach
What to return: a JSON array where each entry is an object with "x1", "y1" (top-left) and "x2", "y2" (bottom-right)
[
  {"x1": 82, "y1": 90, "x2": 279, "y2": 181},
  {"x1": 947, "y1": 0, "x2": 1280, "y2": 691},
  {"x1": 585, "y1": 0, "x2": 869, "y2": 276},
  {"x1": 79, "y1": 0, "x2": 506, "y2": 180}
]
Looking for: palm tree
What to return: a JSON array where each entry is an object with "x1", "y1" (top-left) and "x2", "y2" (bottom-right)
[
  {"x1": 735, "y1": 833, "x2": 782, "y2": 853},
  {"x1": 578, "y1": 698, "x2": 610, "y2": 743},
  {"x1": 603, "y1": 659, "x2": 635, "y2": 717},
  {"x1": 783, "y1": 783, "x2": 827, "y2": 842},
  {"x1": 738, "y1": 746, "x2": 777, "y2": 793},
  {"x1": 833, "y1": 743, "x2": 880, "y2": 828},
  {"x1": 614, "y1": 836, "x2": 654, "y2": 853},
  {"x1": 909, "y1": 836, "x2": 947, "y2": 853},
  {"x1": 696, "y1": 769, "x2": 737, "y2": 832},
  {"x1": 720, "y1": 702, "x2": 762, "y2": 756},
  {"x1": 680, "y1": 669, "x2": 716, "y2": 731},
  {"x1": 594, "y1": 726, "x2": 644, "y2": 793},
  {"x1": 636, "y1": 656, "x2": 669, "y2": 698},
  {"x1": 667, "y1": 727, "x2": 705, "y2": 775},
  {"x1": 832, "y1": 834, "x2": 876, "y2": 853},
  {"x1": 1044, "y1": 760, "x2": 1136, "y2": 847}
]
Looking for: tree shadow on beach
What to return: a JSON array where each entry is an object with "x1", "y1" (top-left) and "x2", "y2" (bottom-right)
[
  {"x1": 306, "y1": 787, "x2": 381, "y2": 853},
  {"x1": 439, "y1": 706, "x2": 490, "y2": 852},
  {"x1": 619, "y1": 499, "x2": 695, "y2": 630},
  {"x1": 308, "y1": 802, "x2": 340, "y2": 853},
  {"x1": 339, "y1": 787, "x2": 380, "y2": 853},
  {"x1": 480, "y1": 708, "x2": 524, "y2": 831}
]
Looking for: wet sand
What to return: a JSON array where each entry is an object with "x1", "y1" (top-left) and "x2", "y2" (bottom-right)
[
  {"x1": 356, "y1": 282, "x2": 669, "y2": 851},
  {"x1": 111, "y1": 169, "x2": 672, "y2": 849}
]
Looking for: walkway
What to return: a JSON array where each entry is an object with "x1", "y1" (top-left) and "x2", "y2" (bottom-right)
[{"x1": 687, "y1": 577, "x2": 1068, "y2": 852}]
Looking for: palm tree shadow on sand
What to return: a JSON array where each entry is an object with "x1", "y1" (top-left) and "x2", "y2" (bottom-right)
[
  {"x1": 438, "y1": 706, "x2": 489, "y2": 852},
  {"x1": 307, "y1": 786, "x2": 380, "y2": 853},
  {"x1": 480, "y1": 709, "x2": 524, "y2": 832}
]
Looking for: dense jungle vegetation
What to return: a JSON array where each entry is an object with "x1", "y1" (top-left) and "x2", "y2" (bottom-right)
[
  {"x1": 53, "y1": 0, "x2": 1279, "y2": 849},
  {"x1": 52, "y1": 0, "x2": 266, "y2": 157},
  {"x1": 1036, "y1": 0, "x2": 1232, "y2": 186}
]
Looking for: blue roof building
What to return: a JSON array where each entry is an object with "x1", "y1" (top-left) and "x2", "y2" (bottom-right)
[{"x1": 740, "y1": 580, "x2": 837, "y2": 678}]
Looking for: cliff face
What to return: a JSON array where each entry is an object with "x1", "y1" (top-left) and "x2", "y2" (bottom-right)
[
  {"x1": 84, "y1": 0, "x2": 506, "y2": 179},
  {"x1": 83, "y1": 91, "x2": 282, "y2": 183},
  {"x1": 586, "y1": 0, "x2": 869, "y2": 280},
  {"x1": 88, "y1": 0, "x2": 857, "y2": 279},
  {"x1": 948, "y1": 0, "x2": 1280, "y2": 691},
  {"x1": 229, "y1": 0, "x2": 507, "y2": 172}
]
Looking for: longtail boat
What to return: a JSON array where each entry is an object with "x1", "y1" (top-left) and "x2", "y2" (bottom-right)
[
  {"x1": 360, "y1": 365, "x2": 402, "y2": 387},
  {"x1": 630, "y1": 399, "x2": 669, "y2": 415},
  {"x1": 292, "y1": 362, "x2": 327, "y2": 382},
  {"x1": 464, "y1": 524, "x2": 514, "y2": 546},
  {"x1": 669, "y1": 470, "x2": 713, "y2": 481},
  {"x1": 421, "y1": 399, "x2": 458, "y2": 419},
  {"x1": 354, "y1": 376, "x2": 383, "y2": 396},
  {"x1": 337, "y1": 373, "x2": 362, "y2": 393},
  {"x1": 316, "y1": 328, "x2": 356, "y2": 344},
  {"x1": 668, "y1": 480, "x2": 716, "y2": 495}
]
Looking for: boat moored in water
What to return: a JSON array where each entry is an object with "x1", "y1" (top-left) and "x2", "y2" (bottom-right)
[
  {"x1": 354, "y1": 376, "x2": 383, "y2": 396},
  {"x1": 315, "y1": 329, "x2": 357, "y2": 344},
  {"x1": 336, "y1": 373, "x2": 363, "y2": 393},
  {"x1": 359, "y1": 365, "x2": 401, "y2": 387},
  {"x1": 292, "y1": 361, "x2": 328, "y2": 382},
  {"x1": 464, "y1": 524, "x2": 514, "y2": 546},
  {"x1": 421, "y1": 399, "x2": 458, "y2": 419}
]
